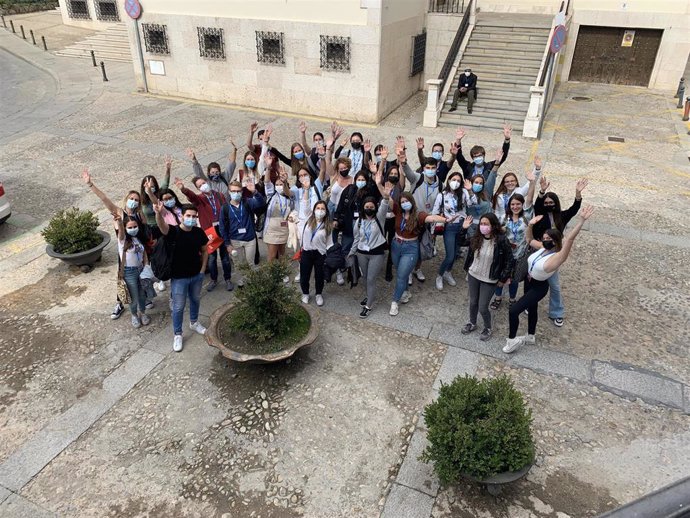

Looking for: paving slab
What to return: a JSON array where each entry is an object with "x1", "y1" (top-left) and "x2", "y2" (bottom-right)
[
  {"x1": 0, "y1": 485, "x2": 11, "y2": 504},
  {"x1": 381, "y1": 483, "x2": 436, "y2": 518},
  {"x1": 395, "y1": 431, "x2": 439, "y2": 498},
  {"x1": 0, "y1": 493, "x2": 56, "y2": 518}
]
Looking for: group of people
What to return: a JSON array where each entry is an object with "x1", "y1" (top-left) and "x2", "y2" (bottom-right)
[{"x1": 83, "y1": 120, "x2": 593, "y2": 354}]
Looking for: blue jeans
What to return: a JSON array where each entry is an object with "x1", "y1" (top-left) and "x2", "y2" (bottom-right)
[
  {"x1": 123, "y1": 266, "x2": 146, "y2": 315},
  {"x1": 548, "y1": 271, "x2": 565, "y2": 318},
  {"x1": 171, "y1": 273, "x2": 204, "y2": 335},
  {"x1": 391, "y1": 239, "x2": 419, "y2": 302},
  {"x1": 208, "y1": 245, "x2": 232, "y2": 281},
  {"x1": 438, "y1": 222, "x2": 462, "y2": 275}
]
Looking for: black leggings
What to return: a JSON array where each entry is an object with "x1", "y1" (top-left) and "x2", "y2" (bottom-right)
[
  {"x1": 508, "y1": 278, "x2": 549, "y2": 338},
  {"x1": 300, "y1": 249, "x2": 325, "y2": 296}
]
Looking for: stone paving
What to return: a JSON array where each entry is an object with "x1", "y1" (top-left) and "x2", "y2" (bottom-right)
[{"x1": 1, "y1": 16, "x2": 690, "y2": 518}]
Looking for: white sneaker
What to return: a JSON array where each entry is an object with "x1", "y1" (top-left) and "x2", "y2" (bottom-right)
[
  {"x1": 435, "y1": 275, "x2": 444, "y2": 291},
  {"x1": 442, "y1": 271, "x2": 457, "y2": 287},
  {"x1": 315, "y1": 294, "x2": 324, "y2": 306},
  {"x1": 408, "y1": 273, "x2": 413, "y2": 286},
  {"x1": 336, "y1": 270, "x2": 345, "y2": 286},
  {"x1": 294, "y1": 273, "x2": 301, "y2": 283},
  {"x1": 503, "y1": 337, "x2": 524, "y2": 354},
  {"x1": 140, "y1": 313, "x2": 151, "y2": 326},
  {"x1": 520, "y1": 334, "x2": 536, "y2": 345},
  {"x1": 301, "y1": 294, "x2": 309, "y2": 304},
  {"x1": 173, "y1": 335, "x2": 183, "y2": 352},
  {"x1": 237, "y1": 278, "x2": 245, "y2": 288},
  {"x1": 389, "y1": 301, "x2": 399, "y2": 316},
  {"x1": 131, "y1": 315, "x2": 141, "y2": 329},
  {"x1": 400, "y1": 291, "x2": 411, "y2": 304},
  {"x1": 189, "y1": 321, "x2": 207, "y2": 335},
  {"x1": 283, "y1": 276, "x2": 290, "y2": 284},
  {"x1": 415, "y1": 269, "x2": 426, "y2": 282},
  {"x1": 155, "y1": 280, "x2": 166, "y2": 292}
]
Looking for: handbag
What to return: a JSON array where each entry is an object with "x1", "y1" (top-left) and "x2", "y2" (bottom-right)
[
  {"x1": 204, "y1": 225, "x2": 225, "y2": 255},
  {"x1": 117, "y1": 245, "x2": 132, "y2": 305},
  {"x1": 512, "y1": 249, "x2": 530, "y2": 284}
]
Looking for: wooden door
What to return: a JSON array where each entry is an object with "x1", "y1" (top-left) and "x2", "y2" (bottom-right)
[{"x1": 569, "y1": 26, "x2": 662, "y2": 86}]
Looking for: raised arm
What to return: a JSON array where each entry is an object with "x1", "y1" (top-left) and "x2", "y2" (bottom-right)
[
  {"x1": 225, "y1": 138, "x2": 237, "y2": 181},
  {"x1": 416, "y1": 137, "x2": 426, "y2": 168},
  {"x1": 525, "y1": 156, "x2": 541, "y2": 207},
  {"x1": 187, "y1": 148, "x2": 205, "y2": 180},
  {"x1": 316, "y1": 143, "x2": 327, "y2": 185},
  {"x1": 247, "y1": 121, "x2": 258, "y2": 150},
  {"x1": 153, "y1": 200, "x2": 169, "y2": 235},
  {"x1": 498, "y1": 123, "x2": 511, "y2": 166},
  {"x1": 175, "y1": 177, "x2": 201, "y2": 206},
  {"x1": 446, "y1": 141, "x2": 457, "y2": 169},
  {"x1": 144, "y1": 178, "x2": 159, "y2": 205},
  {"x1": 454, "y1": 128, "x2": 470, "y2": 170},
  {"x1": 325, "y1": 138, "x2": 336, "y2": 181},
  {"x1": 114, "y1": 212, "x2": 125, "y2": 241},
  {"x1": 162, "y1": 155, "x2": 172, "y2": 189},
  {"x1": 81, "y1": 168, "x2": 119, "y2": 214},
  {"x1": 544, "y1": 206, "x2": 594, "y2": 273},
  {"x1": 299, "y1": 121, "x2": 311, "y2": 155}
]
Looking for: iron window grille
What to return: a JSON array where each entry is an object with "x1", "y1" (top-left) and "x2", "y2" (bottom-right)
[
  {"x1": 94, "y1": 0, "x2": 119, "y2": 22},
  {"x1": 198, "y1": 27, "x2": 225, "y2": 60},
  {"x1": 320, "y1": 35, "x2": 351, "y2": 72},
  {"x1": 428, "y1": 0, "x2": 464, "y2": 13},
  {"x1": 142, "y1": 23, "x2": 170, "y2": 55},
  {"x1": 66, "y1": 0, "x2": 90, "y2": 19},
  {"x1": 256, "y1": 31, "x2": 285, "y2": 65},
  {"x1": 410, "y1": 31, "x2": 426, "y2": 76}
]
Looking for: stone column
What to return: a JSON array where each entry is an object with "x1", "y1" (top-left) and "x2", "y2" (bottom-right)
[{"x1": 423, "y1": 79, "x2": 443, "y2": 128}]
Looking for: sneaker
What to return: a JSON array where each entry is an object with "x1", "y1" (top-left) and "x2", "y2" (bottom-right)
[
  {"x1": 415, "y1": 270, "x2": 426, "y2": 282},
  {"x1": 140, "y1": 314, "x2": 151, "y2": 326},
  {"x1": 131, "y1": 315, "x2": 141, "y2": 329},
  {"x1": 461, "y1": 323, "x2": 477, "y2": 335},
  {"x1": 315, "y1": 294, "x2": 324, "y2": 307},
  {"x1": 294, "y1": 273, "x2": 301, "y2": 283},
  {"x1": 360, "y1": 297, "x2": 368, "y2": 307},
  {"x1": 442, "y1": 271, "x2": 457, "y2": 287},
  {"x1": 145, "y1": 301, "x2": 154, "y2": 310},
  {"x1": 520, "y1": 334, "x2": 536, "y2": 345},
  {"x1": 173, "y1": 335, "x2": 183, "y2": 352},
  {"x1": 111, "y1": 302, "x2": 124, "y2": 320},
  {"x1": 552, "y1": 317, "x2": 564, "y2": 327},
  {"x1": 360, "y1": 306, "x2": 371, "y2": 319},
  {"x1": 389, "y1": 301, "x2": 399, "y2": 316},
  {"x1": 336, "y1": 270, "x2": 345, "y2": 286},
  {"x1": 283, "y1": 276, "x2": 290, "y2": 284},
  {"x1": 189, "y1": 321, "x2": 207, "y2": 335},
  {"x1": 435, "y1": 275, "x2": 444, "y2": 291},
  {"x1": 206, "y1": 280, "x2": 218, "y2": 292},
  {"x1": 479, "y1": 328, "x2": 492, "y2": 341},
  {"x1": 408, "y1": 273, "x2": 413, "y2": 286},
  {"x1": 226, "y1": 280, "x2": 234, "y2": 291},
  {"x1": 155, "y1": 280, "x2": 166, "y2": 292},
  {"x1": 449, "y1": 106, "x2": 457, "y2": 112},
  {"x1": 237, "y1": 278, "x2": 245, "y2": 288},
  {"x1": 503, "y1": 336, "x2": 524, "y2": 354},
  {"x1": 400, "y1": 291, "x2": 411, "y2": 304},
  {"x1": 301, "y1": 294, "x2": 309, "y2": 304}
]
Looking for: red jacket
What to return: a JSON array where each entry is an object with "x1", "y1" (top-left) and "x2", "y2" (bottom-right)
[{"x1": 181, "y1": 187, "x2": 226, "y2": 230}]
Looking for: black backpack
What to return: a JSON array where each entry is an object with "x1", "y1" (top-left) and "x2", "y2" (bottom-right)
[{"x1": 150, "y1": 233, "x2": 175, "y2": 281}]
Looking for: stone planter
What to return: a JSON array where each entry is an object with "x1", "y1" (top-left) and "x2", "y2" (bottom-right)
[
  {"x1": 464, "y1": 463, "x2": 533, "y2": 496},
  {"x1": 206, "y1": 302, "x2": 319, "y2": 364},
  {"x1": 45, "y1": 229, "x2": 111, "y2": 272}
]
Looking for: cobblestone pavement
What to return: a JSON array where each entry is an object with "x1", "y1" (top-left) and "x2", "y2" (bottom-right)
[{"x1": 1, "y1": 18, "x2": 690, "y2": 518}]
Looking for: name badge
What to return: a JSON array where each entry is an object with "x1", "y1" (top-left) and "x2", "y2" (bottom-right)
[
  {"x1": 386, "y1": 212, "x2": 394, "y2": 219},
  {"x1": 212, "y1": 221, "x2": 219, "y2": 227},
  {"x1": 238, "y1": 228, "x2": 247, "y2": 234},
  {"x1": 353, "y1": 212, "x2": 359, "y2": 218},
  {"x1": 425, "y1": 203, "x2": 431, "y2": 210},
  {"x1": 280, "y1": 221, "x2": 288, "y2": 227},
  {"x1": 360, "y1": 244, "x2": 370, "y2": 252}
]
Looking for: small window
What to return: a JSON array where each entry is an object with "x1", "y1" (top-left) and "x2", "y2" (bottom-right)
[
  {"x1": 67, "y1": 0, "x2": 90, "y2": 19},
  {"x1": 320, "y1": 36, "x2": 351, "y2": 72},
  {"x1": 198, "y1": 27, "x2": 225, "y2": 60},
  {"x1": 410, "y1": 31, "x2": 427, "y2": 76},
  {"x1": 256, "y1": 31, "x2": 285, "y2": 65},
  {"x1": 142, "y1": 24, "x2": 169, "y2": 55},
  {"x1": 95, "y1": 0, "x2": 119, "y2": 22}
]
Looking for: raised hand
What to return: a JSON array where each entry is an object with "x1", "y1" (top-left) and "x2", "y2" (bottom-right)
[
  {"x1": 144, "y1": 178, "x2": 154, "y2": 191},
  {"x1": 575, "y1": 178, "x2": 589, "y2": 194},
  {"x1": 246, "y1": 176, "x2": 256, "y2": 193},
  {"x1": 368, "y1": 159, "x2": 377, "y2": 174},
  {"x1": 334, "y1": 124, "x2": 344, "y2": 140},
  {"x1": 463, "y1": 215, "x2": 473, "y2": 229},
  {"x1": 325, "y1": 138, "x2": 334, "y2": 150},
  {"x1": 173, "y1": 177, "x2": 184, "y2": 189},
  {"x1": 186, "y1": 148, "x2": 196, "y2": 161},
  {"x1": 375, "y1": 167, "x2": 383, "y2": 186},
  {"x1": 416, "y1": 137, "x2": 424, "y2": 150},
  {"x1": 526, "y1": 168, "x2": 536, "y2": 182},
  {"x1": 534, "y1": 155, "x2": 542, "y2": 170},
  {"x1": 263, "y1": 126, "x2": 273, "y2": 142},
  {"x1": 164, "y1": 155, "x2": 173, "y2": 169},
  {"x1": 455, "y1": 127, "x2": 466, "y2": 141},
  {"x1": 279, "y1": 167, "x2": 288, "y2": 183},
  {"x1": 579, "y1": 205, "x2": 595, "y2": 220},
  {"x1": 363, "y1": 139, "x2": 372, "y2": 154},
  {"x1": 529, "y1": 214, "x2": 544, "y2": 226},
  {"x1": 464, "y1": 178, "x2": 472, "y2": 191},
  {"x1": 450, "y1": 141, "x2": 459, "y2": 155},
  {"x1": 330, "y1": 120, "x2": 338, "y2": 136},
  {"x1": 340, "y1": 136, "x2": 349, "y2": 148},
  {"x1": 229, "y1": 137, "x2": 236, "y2": 149},
  {"x1": 250, "y1": 121, "x2": 259, "y2": 134},
  {"x1": 503, "y1": 123, "x2": 512, "y2": 140},
  {"x1": 81, "y1": 167, "x2": 92, "y2": 185},
  {"x1": 539, "y1": 175, "x2": 550, "y2": 192},
  {"x1": 316, "y1": 143, "x2": 326, "y2": 156},
  {"x1": 152, "y1": 200, "x2": 163, "y2": 214},
  {"x1": 298, "y1": 121, "x2": 307, "y2": 134},
  {"x1": 380, "y1": 146, "x2": 389, "y2": 160},
  {"x1": 395, "y1": 135, "x2": 405, "y2": 149}
]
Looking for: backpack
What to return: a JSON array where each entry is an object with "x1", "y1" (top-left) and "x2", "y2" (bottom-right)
[
  {"x1": 419, "y1": 225, "x2": 435, "y2": 261},
  {"x1": 150, "y1": 232, "x2": 175, "y2": 281}
]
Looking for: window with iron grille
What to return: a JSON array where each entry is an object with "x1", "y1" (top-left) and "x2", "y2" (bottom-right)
[
  {"x1": 256, "y1": 31, "x2": 285, "y2": 65},
  {"x1": 198, "y1": 27, "x2": 225, "y2": 60},
  {"x1": 410, "y1": 31, "x2": 426, "y2": 76},
  {"x1": 66, "y1": 0, "x2": 90, "y2": 19},
  {"x1": 142, "y1": 24, "x2": 170, "y2": 55},
  {"x1": 320, "y1": 36, "x2": 351, "y2": 72},
  {"x1": 95, "y1": 0, "x2": 119, "y2": 21}
]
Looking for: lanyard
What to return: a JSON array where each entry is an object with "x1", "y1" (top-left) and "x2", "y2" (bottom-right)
[
  {"x1": 506, "y1": 217, "x2": 521, "y2": 239},
  {"x1": 425, "y1": 182, "x2": 436, "y2": 202},
  {"x1": 205, "y1": 192, "x2": 218, "y2": 219},
  {"x1": 448, "y1": 193, "x2": 458, "y2": 213},
  {"x1": 229, "y1": 203, "x2": 243, "y2": 223},
  {"x1": 503, "y1": 192, "x2": 512, "y2": 215},
  {"x1": 311, "y1": 223, "x2": 323, "y2": 242},
  {"x1": 400, "y1": 215, "x2": 407, "y2": 233},
  {"x1": 277, "y1": 194, "x2": 288, "y2": 218},
  {"x1": 529, "y1": 249, "x2": 554, "y2": 275},
  {"x1": 362, "y1": 220, "x2": 373, "y2": 243}
]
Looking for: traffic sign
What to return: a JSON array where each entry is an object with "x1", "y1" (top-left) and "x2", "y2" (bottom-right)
[
  {"x1": 125, "y1": 0, "x2": 142, "y2": 20},
  {"x1": 550, "y1": 24, "x2": 566, "y2": 54}
]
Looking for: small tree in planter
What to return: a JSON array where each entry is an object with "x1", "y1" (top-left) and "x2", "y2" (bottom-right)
[
  {"x1": 422, "y1": 375, "x2": 535, "y2": 485},
  {"x1": 42, "y1": 207, "x2": 101, "y2": 254}
]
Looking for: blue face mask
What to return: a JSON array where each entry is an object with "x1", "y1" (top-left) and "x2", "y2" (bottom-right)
[
  {"x1": 126, "y1": 199, "x2": 139, "y2": 210},
  {"x1": 423, "y1": 169, "x2": 436, "y2": 178},
  {"x1": 245, "y1": 160, "x2": 256, "y2": 169},
  {"x1": 163, "y1": 199, "x2": 176, "y2": 209},
  {"x1": 230, "y1": 192, "x2": 242, "y2": 202},
  {"x1": 356, "y1": 180, "x2": 367, "y2": 189},
  {"x1": 473, "y1": 156, "x2": 484, "y2": 166},
  {"x1": 432, "y1": 151, "x2": 443, "y2": 161},
  {"x1": 472, "y1": 183, "x2": 483, "y2": 193},
  {"x1": 126, "y1": 227, "x2": 138, "y2": 236},
  {"x1": 183, "y1": 217, "x2": 196, "y2": 227},
  {"x1": 375, "y1": 155, "x2": 382, "y2": 164},
  {"x1": 401, "y1": 201, "x2": 413, "y2": 212},
  {"x1": 294, "y1": 151, "x2": 305, "y2": 160}
]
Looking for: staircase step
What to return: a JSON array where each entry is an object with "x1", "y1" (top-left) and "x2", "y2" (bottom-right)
[
  {"x1": 443, "y1": 98, "x2": 529, "y2": 111},
  {"x1": 464, "y1": 45, "x2": 544, "y2": 58},
  {"x1": 471, "y1": 32, "x2": 549, "y2": 43},
  {"x1": 461, "y1": 54, "x2": 541, "y2": 67},
  {"x1": 466, "y1": 38, "x2": 547, "y2": 51},
  {"x1": 55, "y1": 49, "x2": 132, "y2": 62},
  {"x1": 438, "y1": 114, "x2": 524, "y2": 131},
  {"x1": 456, "y1": 67, "x2": 539, "y2": 79},
  {"x1": 448, "y1": 89, "x2": 532, "y2": 102}
]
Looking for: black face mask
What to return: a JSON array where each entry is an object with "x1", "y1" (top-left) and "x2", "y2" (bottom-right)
[
  {"x1": 339, "y1": 169, "x2": 350, "y2": 178},
  {"x1": 543, "y1": 205, "x2": 555, "y2": 213},
  {"x1": 388, "y1": 176, "x2": 399, "y2": 185},
  {"x1": 543, "y1": 240, "x2": 556, "y2": 250},
  {"x1": 364, "y1": 208, "x2": 376, "y2": 217},
  {"x1": 351, "y1": 142, "x2": 362, "y2": 150}
]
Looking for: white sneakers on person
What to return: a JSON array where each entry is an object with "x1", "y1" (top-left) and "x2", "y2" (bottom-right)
[
  {"x1": 400, "y1": 291, "x2": 411, "y2": 304},
  {"x1": 283, "y1": 276, "x2": 290, "y2": 284},
  {"x1": 520, "y1": 334, "x2": 536, "y2": 345},
  {"x1": 389, "y1": 302, "x2": 399, "y2": 316},
  {"x1": 503, "y1": 337, "x2": 524, "y2": 354},
  {"x1": 131, "y1": 315, "x2": 141, "y2": 329},
  {"x1": 415, "y1": 269, "x2": 426, "y2": 282},
  {"x1": 173, "y1": 335, "x2": 184, "y2": 352},
  {"x1": 442, "y1": 271, "x2": 457, "y2": 287},
  {"x1": 140, "y1": 314, "x2": 151, "y2": 326},
  {"x1": 336, "y1": 270, "x2": 345, "y2": 286},
  {"x1": 294, "y1": 273, "x2": 301, "y2": 283},
  {"x1": 237, "y1": 278, "x2": 245, "y2": 288},
  {"x1": 189, "y1": 321, "x2": 207, "y2": 335},
  {"x1": 155, "y1": 280, "x2": 166, "y2": 292},
  {"x1": 301, "y1": 294, "x2": 309, "y2": 304},
  {"x1": 315, "y1": 294, "x2": 324, "y2": 307},
  {"x1": 435, "y1": 275, "x2": 444, "y2": 291}
]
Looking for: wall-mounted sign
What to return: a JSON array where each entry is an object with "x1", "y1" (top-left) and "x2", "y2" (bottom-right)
[
  {"x1": 125, "y1": 0, "x2": 142, "y2": 20},
  {"x1": 149, "y1": 60, "x2": 165, "y2": 76},
  {"x1": 621, "y1": 30, "x2": 635, "y2": 47}
]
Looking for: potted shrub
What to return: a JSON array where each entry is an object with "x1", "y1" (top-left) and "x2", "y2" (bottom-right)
[
  {"x1": 43, "y1": 207, "x2": 110, "y2": 272},
  {"x1": 205, "y1": 259, "x2": 318, "y2": 363},
  {"x1": 422, "y1": 374, "x2": 535, "y2": 495}
]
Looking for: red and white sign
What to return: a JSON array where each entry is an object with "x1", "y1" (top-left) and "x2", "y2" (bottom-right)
[{"x1": 125, "y1": 0, "x2": 142, "y2": 20}]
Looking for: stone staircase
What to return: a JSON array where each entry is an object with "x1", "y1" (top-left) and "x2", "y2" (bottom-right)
[
  {"x1": 438, "y1": 13, "x2": 552, "y2": 131},
  {"x1": 54, "y1": 23, "x2": 132, "y2": 63}
]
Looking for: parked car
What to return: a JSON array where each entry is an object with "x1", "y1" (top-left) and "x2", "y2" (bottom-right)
[{"x1": 0, "y1": 182, "x2": 11, "y2": 224}]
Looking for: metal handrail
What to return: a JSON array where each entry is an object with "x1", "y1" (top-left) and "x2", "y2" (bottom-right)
[
  {"x1": 598, "y1": 475, "x2": 690, "y2": 518},
  {"x1": 437, "y1": 0, "x2": 472, "y2": 93}
]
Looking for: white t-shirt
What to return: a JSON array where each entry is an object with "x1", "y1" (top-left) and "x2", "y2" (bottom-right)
[
  {"x1": 527, "y1": 249, "x2": 556, "y2": 281},
  {"x1": 118, "y1": 238, "x2": 145, "y2": 268}
]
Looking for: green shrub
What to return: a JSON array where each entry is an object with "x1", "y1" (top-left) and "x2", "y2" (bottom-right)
[
  {"x1": 41, "y1": 207, "x2": 101, "y2": 254},
  {"x1": 227, "y1": 258, "x2": 304, "y2": 345},
  {"x1": 422, "y1": 375, "x2": 535, "y2": 482}
]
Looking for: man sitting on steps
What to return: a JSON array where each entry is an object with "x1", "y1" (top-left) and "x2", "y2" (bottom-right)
[{"x1": 449, "y1": 68, "x2": 477, "y2": 114}]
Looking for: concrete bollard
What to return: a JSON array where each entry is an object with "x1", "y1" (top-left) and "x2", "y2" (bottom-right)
[
  {"x1": 30, "y1": 29, "x2": 36, "y2": 45},
  {"x1": 42, "y1": 35, "x2": 47, "y2": 51},
  {"x1": 91, "y1": 50, "x2": 97, "y2": 67},
  {"x1": 20, "y1": 25, "x2": 25, "y2": 39},
  {"x1": 677, "y1": 85, "x2": 686, "y2": 109},
  {"x1": 100, "y1": 61, "x2": 109, "y2": 82},
  {"x1": 10, "y1": 20, "x2": 15, "y2": 33},
  {"x1": 675, "y1": 78, "x2": 685, "y2": 99},
  {"x1": 1, "y1": 15, "x2": 6, "y2": 29}
]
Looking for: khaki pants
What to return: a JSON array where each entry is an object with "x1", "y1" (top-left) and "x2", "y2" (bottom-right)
[
  {"x1": 451, "y1": 88, "x2": 475, "y2": 111},
  {"x1": 230, "y1": 238, "x2": 257, "y2": 280}
]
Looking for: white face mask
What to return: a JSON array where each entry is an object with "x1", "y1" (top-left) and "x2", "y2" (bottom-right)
[
  {"x1": 314, "y1": 210, "x2": 326, "y2": 220},
  {"x1": 449, "y1": 180, "x2": 461, "y2": 191},
  {"x1": 199, "y1": 183, "x2": 211, "y2": 194},
  {"x1": 465, "y1": 71, "x2": 471, "y2": 77}
]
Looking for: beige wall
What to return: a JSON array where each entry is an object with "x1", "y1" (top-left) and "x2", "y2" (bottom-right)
[
  {"x1": 58, "y1": 0, "x2": 124, "y2": 29},
  {"x1": 422, "y1": 12, "x2": 465, "y2": 85},
  {"x1": 476, "y1": 0, "x2": 561, "y2": 14}
]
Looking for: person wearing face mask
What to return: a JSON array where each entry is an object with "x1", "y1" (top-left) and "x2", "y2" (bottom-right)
[
  {"x1": 379, "y1": 154, "x2": 406, "y2": 282},
  {"x1": 187, "y1": 142, "x2": 237, "y2": 199},
  {"x1": 455, "y1": 125, "x2": 511, "y2": 181},
  {"x1": 139, "y1": 156, "x2": 171, "y2": 233},
  {"x1": 530, "y1": 176, "x2": 587, "y2": 327},
  {"x1": 449, "y1": 68, "x2": 478, "y2": 113},
  {"x1": 492, "y1": 157, "x2": 541, "y2": 221},
  {"x1": 81, "y1": 168, "x2": 152, "y2": 320},
  {"x1": 432, "y1": 172, "x2": 477, "y2": 290},
  {"x1": 458, "y1": 214, "x2": 514, "y2": 342},
  {"x1": 247, "y1": 121, "x2": 290, "y2": 167},
  {"x1": 262, "y1": 168, "x2": 296, "y2": 270},
  {"x1": 175, "y1": 176, "x2": 233, "y2": 292},
  {"x1": 325, "y1": 154, "x2": 353, "y2": 217},
  {"x1": 504, "y1": 206, "x2": 595, "y2": 353},
  {"x1": 114, "y1": 213, "x2": 151, "y2": 329},
  {"x1": 233, "y1": 150, "x2": 262, "y2": 191},
  {"x1": 465, "y1": 149, "x2": 503, "y2": 237},
  {"x1": 154, "y1": 202, "x2": 209, "y2": 352},
  {"x1": 299, "y1": 200, "x2": 333, "y2": 306},
  {"x1": 335, "y1": 132, "x2": 367, "y2": 177},
  {"x1": 415, "y1": 137, "x2": 456, "y2": 185}
]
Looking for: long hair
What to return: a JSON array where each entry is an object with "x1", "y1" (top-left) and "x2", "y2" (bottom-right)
[
  {"x1": 140, "y1": 175, "x2": 160, "y2": 206},
  {"x1": 492, "y1": 173, "x2": 519, "y2": 210},
  {"x1": 290, "y1": 143, "x2": 309, "y2": 177},
  {"x1": 306, "y1": 200, "x2": 332, "y2": 234},
  {"x1": 122, "y1": 190, "x2": 144, "y2": 221},
  {"x1": 471, "y1": 175, "x2": 488, "y2": 202},
  {"x1": 543, "y1": 228, "x2": 563, "y2": 252},
  {"x1": 507, "y1": 193, "x2": 527, "y2": 220},
  {"x1": 542, "y1": 192, "x2": 564, "y2": 231},
  {"x1": 470, "y1": 213, "x2": 503, "y2": 257},
  {"x1": 158, "y1": 188, "x2": 182, "y2": 224},
  {"x1": 399, "y1": 192, "x2": 420, "y2": 233},
  {"x1": 443, "y1": 172, "x2": 464, "y2": 210}
]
